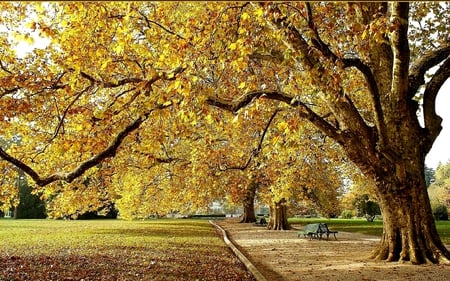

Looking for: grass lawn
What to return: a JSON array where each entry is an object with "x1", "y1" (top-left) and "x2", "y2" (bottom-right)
[
  {"x1": 289, "y1": 217, "x2": 450, "y2": 244},
  {"x1": 0, "y1": 219, "x2": 254, "y2": 281}
]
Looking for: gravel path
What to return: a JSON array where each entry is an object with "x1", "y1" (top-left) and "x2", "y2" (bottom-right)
[{"x1": 215, "y1": 219, "x2": 450, "y2": 281}]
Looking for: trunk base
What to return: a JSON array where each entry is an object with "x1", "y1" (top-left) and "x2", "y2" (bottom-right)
[{"x1": 267, "y1": 198, "x2": 290, "y2": 230}]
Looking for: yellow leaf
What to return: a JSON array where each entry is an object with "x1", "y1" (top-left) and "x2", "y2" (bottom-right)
[
  {"x1": 229, "y1": 42, "x2": 237, "y2": 50},
  {"x1": 254, "y1": 8, "x2": 264, "y2": 17},
  {"x1": 238, "y1": 82, "x2": 246, "y2": 89},
  {"x1": 205, "y1": 114, "x2": 214, "y2": 125},
  {"x1": 173, "y1": 80, "x2": 181, "y2": 89},
  {"x1": 241, "y1": 12, "x2": 249, "y2": 21},
  {"x1": 362, "y1": 29, "x2": 368, "y2": 40},
  {"x1": 277, "y1": 121, "x2": 288, "y2": 131}
]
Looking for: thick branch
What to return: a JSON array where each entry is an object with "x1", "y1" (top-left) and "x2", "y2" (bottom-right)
[
  {"x1": 0, "y1": 104, "x2": 170, "y2": 187},
  {"x1": 343, "y1": 57, "x2": 386, "y2": 145},
  {"x1": 408, "y1": 43, "x2": 450, "y2": 97},
  {"x1": 207, "y1": 90, "x2": 344, "y2": 143},
  {"x1": 389, "y1": 2, "x2": 410, "y2": 100},
  {"x1": 0, "y1": 66, "x2": 185, "y2": 187},
  {"x1": 423, "y1": 57, "x2": 450, "y2": 148},
  {"x1": 305, "y1": 2, "x2": 339, "y2": 61}
]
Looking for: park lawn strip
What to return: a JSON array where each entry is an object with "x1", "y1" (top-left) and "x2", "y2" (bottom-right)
[
  {"x1": 289, "y1": 218, "x2": 450, "y2": 244},
  {"x1": 0, "y1": 219, "x2": 255, "y2": 281}
]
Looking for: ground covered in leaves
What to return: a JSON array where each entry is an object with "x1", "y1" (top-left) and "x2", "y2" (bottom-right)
[
  {"x1": 0, "y1": 219, "x2": 255, "y2": 281},
  {"x1": 216, "y1": 219, "x2": 450, "y2": 281}
]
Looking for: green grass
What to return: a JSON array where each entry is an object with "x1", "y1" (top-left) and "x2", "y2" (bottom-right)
[
  {"x1": 288, "y1": 217, "x2": 450, "y2": 244},
  {"x1": 0, "y1": 219, "x2": 254, "y2": 281}
]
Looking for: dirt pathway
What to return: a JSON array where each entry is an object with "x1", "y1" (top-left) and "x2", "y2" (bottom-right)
[{"x1": 215, "y1": 219, "x2": 450, "y2": 281}]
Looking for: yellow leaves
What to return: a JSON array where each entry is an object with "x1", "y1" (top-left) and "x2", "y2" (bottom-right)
[
  {"x1": 14, "y1": 33, "x2": 35, "y2": 45},
  {"x1": 238, "y1": 82, "x2": 246, "y2": 89},
  {"x1": 114, "y1": 42, "x2": 125, "y2": 55},
  {"x1": 228, "y1": 42, "x2": 238, "y2": 51},
  {"x1": 277, "y1": 121, "x2": 290, "y2": 135},
  {"x1": 254, "y1": 7, "x2": 264, "y2": 18}
]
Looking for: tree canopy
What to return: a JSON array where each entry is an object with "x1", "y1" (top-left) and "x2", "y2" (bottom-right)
[{"x1": 1, "y1": 2, "x2": 449, "y2": 264}]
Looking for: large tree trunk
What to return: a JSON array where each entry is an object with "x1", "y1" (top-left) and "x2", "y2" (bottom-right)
[
  {"x1": 369, "y1": 165, "x2": 450, "y2": 264},
  {"x1": 267, "y1": 198, "x2": 290, "y2": 230},
  {"x1": 240, "y1": 182, "x2": 257, "y2": 223}
]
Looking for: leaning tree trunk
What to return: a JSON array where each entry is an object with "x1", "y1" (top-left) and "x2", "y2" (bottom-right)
[
  {"x1": 267, "y1": 198, "x2": 290, "y2": 230},
  {"x1": 240, "y1": 182, "x2": 257, "y2": 223},
  {"x1": 369, "y1": 165, "x2": 450, "y2": 264}
]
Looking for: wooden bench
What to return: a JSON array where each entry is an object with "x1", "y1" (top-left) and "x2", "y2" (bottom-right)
[
  {"x1": 298, "y1": 223, "x2": 320, "y2": 240},
  {"x1": 298, "y1": 223, "x2": 338, "y2": 240},
  {"x1": 317, "y1": 223, "x2": 338, "y2": 240}
]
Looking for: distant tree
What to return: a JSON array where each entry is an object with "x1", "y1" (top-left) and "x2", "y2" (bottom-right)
[
  {"x1": 354, "y1": 194, "x2": 381, "y2": 222},
  {"x1": 428, "y1": 162, "x2": 450, "y2": 220},
  {"x1": 15, "y1": 171, "x2": 46, "y2": 219},
  {"x1": 424, "y1": 165, "x2": 435, "y2": 187}
]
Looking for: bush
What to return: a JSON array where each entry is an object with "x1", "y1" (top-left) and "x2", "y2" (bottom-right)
[
  {"x1": 340, "y1": 210, "x2": 353, "y2": 219},
  {"x1": 433, "y1": 205, "x2": 448, "y2": 221}
]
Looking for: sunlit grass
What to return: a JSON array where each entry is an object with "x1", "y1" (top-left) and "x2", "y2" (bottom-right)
[
  {"x1": 0, "y1": 219, "x2": 254, "y2": 281},
  {"x1": 289, "y1": 217, "x2": 450, "y2": 244}
]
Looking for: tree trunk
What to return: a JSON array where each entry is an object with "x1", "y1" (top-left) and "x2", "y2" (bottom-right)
[
  {"x1": 369, "y1": 167, "x2": 450, "y2": 264},
  {"x1": 239, "y1": 181, "x2": 257, "y2": 223},
  {"x1": 267, "y1": 198, "x2": 290, "y2": 230}
]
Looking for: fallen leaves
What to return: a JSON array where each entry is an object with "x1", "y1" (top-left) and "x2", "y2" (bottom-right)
[{"x1": 0, "y1": 219, "x2": 255, "y2": 281}]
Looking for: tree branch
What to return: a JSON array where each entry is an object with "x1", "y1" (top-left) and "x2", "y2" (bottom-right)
[
  {"x1": 0, "y1": 66, "x2": 185, "y2": 187},
  {"x1": 207, "y1": 89, "x2": 344, "y2": 143},
  {"x1": 389, "y1": 2, "x2": 410, "y2": 100},
  {"x1": 408, "y1": 43, "x2": 450, "y2": 97},
  {"x1": 0, "y1": 104, "x2": 170, "y2": 187},
  {"x1": 423, "y1": 57, "x2": 450, "y2": 148},
  {"x1": 342, "y1": 57, "x2": 386, "y2": 147},
  {"x1": 217, "y1": 109, "x2": 280, "y2": 172}
]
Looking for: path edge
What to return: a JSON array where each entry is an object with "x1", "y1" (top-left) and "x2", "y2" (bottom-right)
[{"x1": 209, "y1": 220, "x2": 267, "y2": 281}]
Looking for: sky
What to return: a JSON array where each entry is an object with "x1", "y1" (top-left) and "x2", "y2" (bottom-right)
[{"x1": 425, "y1": 79, "x2": 450, "y2": 169}]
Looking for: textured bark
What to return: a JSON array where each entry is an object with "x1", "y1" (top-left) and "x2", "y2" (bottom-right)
[
  {"x1": 240, "y1": 182, "x2": 257, "y2": 223},
  {"x1": 369, "y1": 166, "x2": 450, "y2": 264},
  {"x1": 267, "y1": 198, "x2": 290, "y2": 230}
]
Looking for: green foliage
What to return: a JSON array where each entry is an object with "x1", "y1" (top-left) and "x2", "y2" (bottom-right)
[
  {"x1": 340, "y1": 210, "x2": 354, "y2": 219},
  {"x1": 424, "y1": 165, "x2": 435, "y2": 187},
  {"x1": 15, "y1": 172, "x2": 46, "y2": 219},
  {"x1": 433, "y1": 205, "x2": 448, "y2": 221},
  {"x1": 0, "y1": 219, "x2": 254, "y2": 280},
  {"x1": 428, "y1": 161, "x2": 450, "y2": 214}
]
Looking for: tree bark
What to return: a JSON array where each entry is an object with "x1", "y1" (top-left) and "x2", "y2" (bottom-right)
[
  {"x1": 267, "y1": 198, "x2": 290, "y2": 230},
  {"x1": 240, "y1": 182, "x2": 257, "y2": 223},
  {"x1": 367, "y1": 162, "x2": 450, "y2": 264}
]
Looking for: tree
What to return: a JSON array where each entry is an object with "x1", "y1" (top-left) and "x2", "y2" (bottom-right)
[
  {"x1": 1, "y1": 2, "x2": 449, "y2": 264},
  {"x1": 425, "y1": 165, "x2": 435, "y2": 187},
  {"x1": 15, "y1": 170, "x2": 46, "y2": 219},
  {"x1": 353, "y1": 194, "x2": 381, "y2": 222},
  {"x1": 203, "y1": 2, "x2": 450, "y2": 263},
  {"x1": 428, "y1": 161, "x2": 450, "y2": 220}
]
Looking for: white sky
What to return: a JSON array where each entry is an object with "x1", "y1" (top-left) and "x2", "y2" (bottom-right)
[{"x1": 425, "y1": 79, "x2": 450, "y2": 169}]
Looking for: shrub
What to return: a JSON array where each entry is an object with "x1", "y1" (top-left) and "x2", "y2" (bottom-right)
[
  {"x1": 340, "y1": 210, "x2": 354, "y2": 219},
  {"x1": 433, "y1": 205, "x2": 448, "y2": 221}
]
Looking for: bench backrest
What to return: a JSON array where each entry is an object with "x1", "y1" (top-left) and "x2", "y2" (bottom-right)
[
  {"x1": 318, "y1": 223, "x2": 329, "y2": 233},
  {"x1": 304, "y1": 223, "x2": 320, "y2": 233}
]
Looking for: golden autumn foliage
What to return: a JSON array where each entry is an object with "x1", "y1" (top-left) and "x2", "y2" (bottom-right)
[{"x1": 1, "y1": 2, "x2": 450, "y2": 263}]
